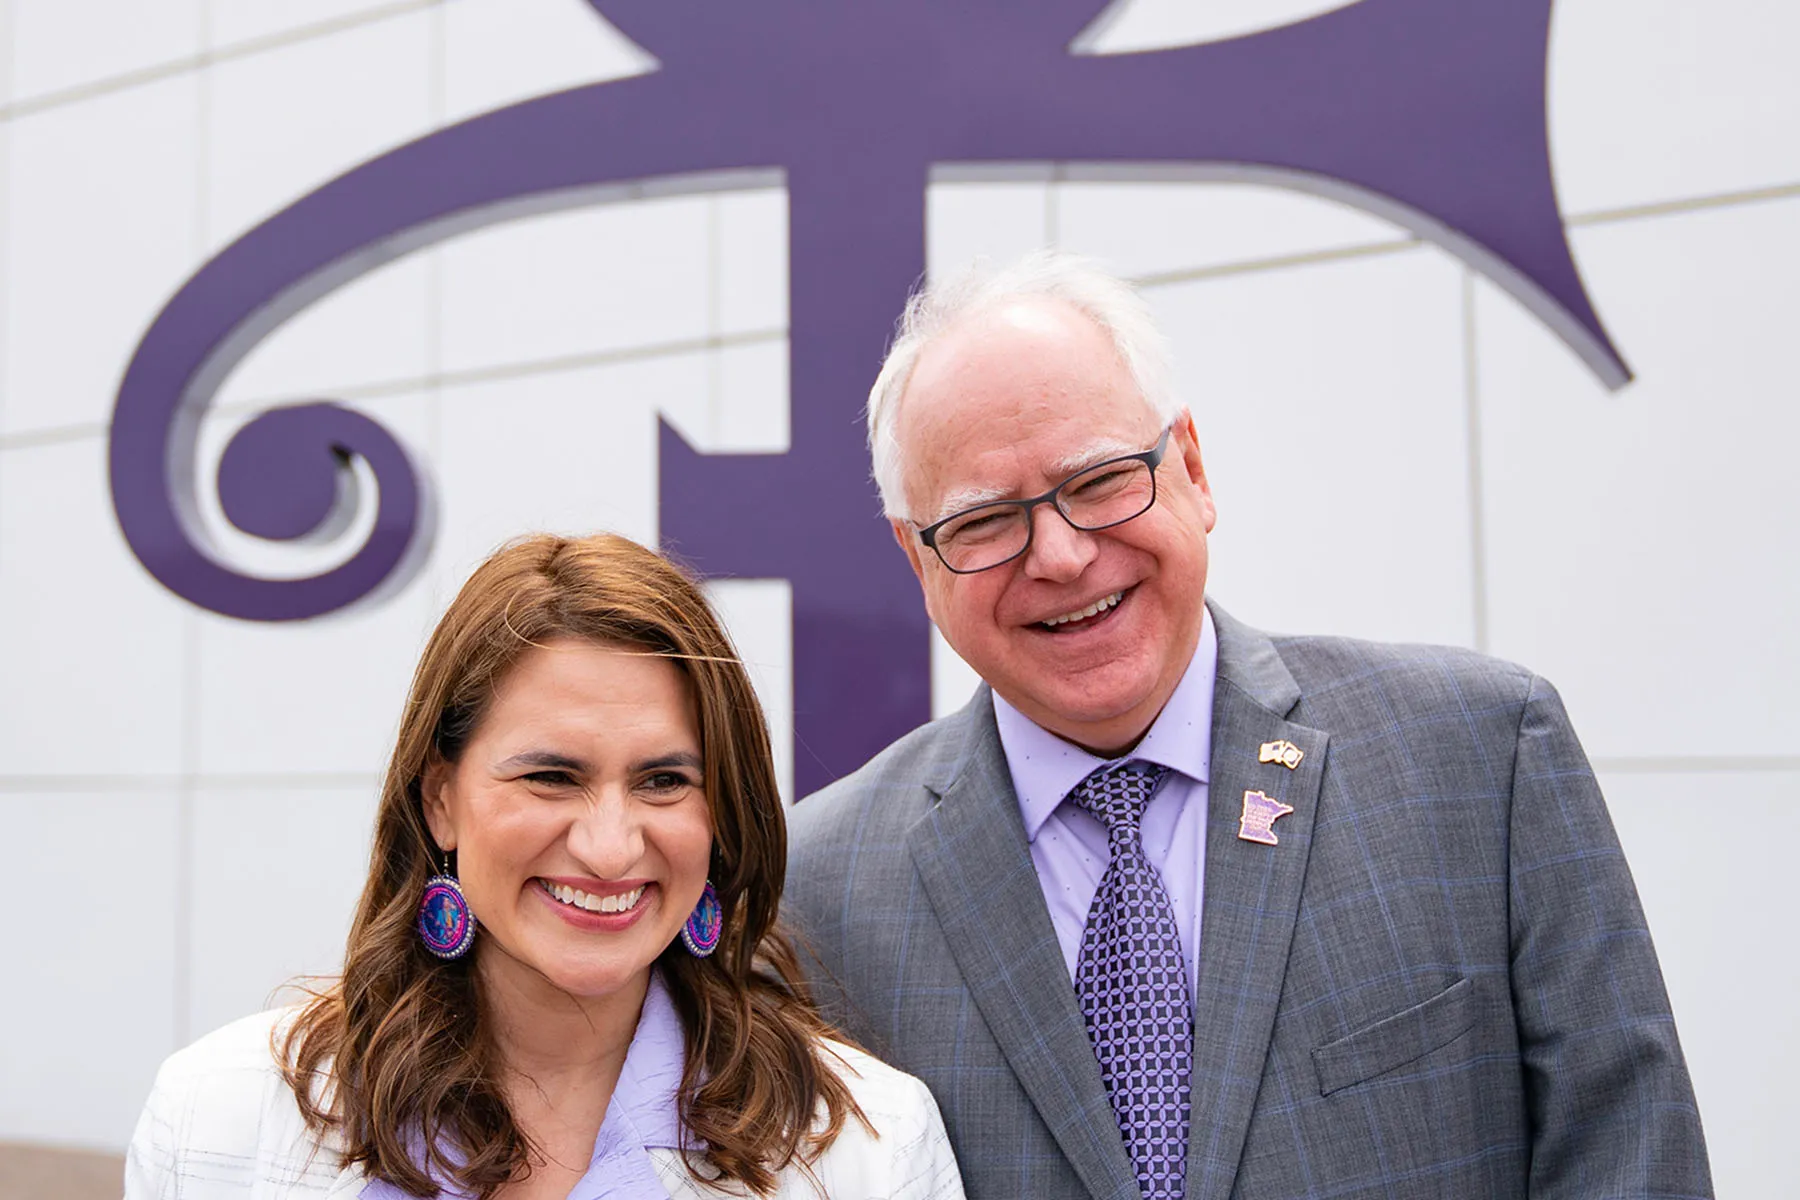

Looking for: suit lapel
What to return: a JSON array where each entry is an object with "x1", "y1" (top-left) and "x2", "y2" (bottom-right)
[
  {"x1": 1184, "y1": 604, "x2": 1326, "y2": 1200},
  {"x1": 908, "y1": 694, "x2": 1140, "y2": 1200}
]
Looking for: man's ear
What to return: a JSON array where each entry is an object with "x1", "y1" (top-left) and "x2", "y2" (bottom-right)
[
  {"x1": 420, "y1": 759, "x2": 458, "y2": 852},
  {"x1": 1173, "y1": 408, "x2": 1217, "y2": 534},
  {"x1": 892, "y1": 519, "x2": 929, "y2": 587}
]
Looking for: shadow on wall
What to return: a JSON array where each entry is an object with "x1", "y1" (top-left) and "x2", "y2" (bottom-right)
[{"x1": 0, "y1": 1143, "x2": 123, "y2": 1200}]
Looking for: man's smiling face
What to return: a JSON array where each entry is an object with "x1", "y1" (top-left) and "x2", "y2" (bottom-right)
[{"x1": 891, "y1": 298, "x2": 1216, "y2": 755}]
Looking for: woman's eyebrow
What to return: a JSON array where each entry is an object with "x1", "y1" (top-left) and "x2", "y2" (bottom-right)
[
  {"x1": 635, "y1": 752, "x2": 703, "y2": 773},
  {"x1": 495, "y1": 749, "x2": 589, "y2": 773}
]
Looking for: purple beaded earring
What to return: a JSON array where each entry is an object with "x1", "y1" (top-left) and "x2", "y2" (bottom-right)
[
  {"x1": 416, "y1": 852, "x2": 477, "y2": 960},
  {"x1": 680, "y1": 880, "x2": 723, "y2": 958}
]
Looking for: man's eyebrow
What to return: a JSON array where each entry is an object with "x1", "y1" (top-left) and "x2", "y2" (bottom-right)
[
  {"x1": 925, "y1": 436, "x2": 1151, "y2": 524},
  {"x1": 496, "y1": 749, "x2": 588, "y2": 773},
  {"x1": 928, "y1": 483, "x2": 1013, "y2": 523},
  {"x1": 1048, "y1": 437, "x2": 1143, "y2": 478}
]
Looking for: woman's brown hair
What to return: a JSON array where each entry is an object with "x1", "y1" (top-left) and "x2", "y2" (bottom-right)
[{"x1": 280, "y1": 532, "x2": 865, "y2": 1196}]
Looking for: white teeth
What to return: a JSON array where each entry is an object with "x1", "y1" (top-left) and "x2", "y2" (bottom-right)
[
  {"x1": 543, "y1": 882, "x2": 645, "y2": 914},
  {"x1": 1042, "y1": 591, "x2": 1124, "y2": 628}
]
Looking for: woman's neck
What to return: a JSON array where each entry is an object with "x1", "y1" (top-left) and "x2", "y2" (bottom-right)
[{"x1": 476, "y1": 952, "x2": 653, "y2": 1186}]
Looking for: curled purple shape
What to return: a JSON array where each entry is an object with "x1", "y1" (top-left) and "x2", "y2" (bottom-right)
[
  {"x1": 110, "y1": 0, "x2": 1622, "y2": 790},
  {"x1": 218, "y1": 404, "x2": 355, "y2": 542}
]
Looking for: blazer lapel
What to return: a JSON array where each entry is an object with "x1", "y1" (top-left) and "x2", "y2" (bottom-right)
[
  {"x1": 908, "y1": 694, "x2": 1140, "y2": 1200},
  {"x1": 1185, "y1": 603, "x2": 1327, "y2": 1200}
]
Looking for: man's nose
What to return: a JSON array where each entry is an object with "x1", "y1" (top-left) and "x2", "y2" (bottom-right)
[
  {"x1": 565, "y1": 792, "x2": 645, "y2": 878},
  {"x1": 1020, "y1": 503, "x2": 1097, "y2": 581}
]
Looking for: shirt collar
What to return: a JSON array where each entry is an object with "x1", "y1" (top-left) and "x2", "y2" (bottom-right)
[
  {"x1": 994, "y1": 610, "x2": 1217, "y2": 842},
  {"x1": 360, "y1": 971, "x2": 690, "y2": 1200},
  {"x1": 599, "y1": 967, "x2": 687, "y2": 1151}
]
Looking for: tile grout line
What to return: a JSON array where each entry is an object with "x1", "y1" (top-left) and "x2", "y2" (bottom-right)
[
  {"x1": 2, "y1": 756, "x2": 1793, "y2": 787},
  {"x1": 0, "y1": 774, "x2": 383, "y2": 792},
  {"x1": 0, "y1": 0, "x2": 11, "y2": 439},
  {"x1": 424, "y1": 0, "x2": 447, "y2": 515},
  {"x1": 0, "y1": 0, "x2": 441, "y2": 123},
  {"x1": 706, "y1": 193, "x2": 724, "y2": 444},
  {"x1": 1461, "y1": 268, "x2": 1490, "y2": 655},
  {"x1": 1565, "y1": 179, "x2": 1800, "y2": 228},
  {"x1": 0, "y1": 329, "x2": 792, "y2": 453},
  {"x1": 173, "y1": 0, "x2": 216, "y2": 1054},
  {"x1": 1591, "y1": 757, "x2": 1800, "y2": 775}
]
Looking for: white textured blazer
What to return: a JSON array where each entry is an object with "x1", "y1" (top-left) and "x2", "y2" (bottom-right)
[{"x1": 124, "y1": 1008, "x2": 967, "y2": 1199}]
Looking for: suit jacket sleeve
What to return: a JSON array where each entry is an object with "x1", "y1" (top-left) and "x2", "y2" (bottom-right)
[{"x1": 1507, "y1": 675, "x2": 1711, "y2": 1197}]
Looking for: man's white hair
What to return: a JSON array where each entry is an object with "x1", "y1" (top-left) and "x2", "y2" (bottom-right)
[{"x1": 866, "y1": 249, "x2": 1179, "y2": 520}]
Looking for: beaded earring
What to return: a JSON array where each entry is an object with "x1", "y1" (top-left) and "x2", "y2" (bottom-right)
[
  {"x1": 680, "y1": 880, "x2": 723, "y2": 958},
  {"x1": 416, "y1": 852, "x2": 477, "y2": 960}
]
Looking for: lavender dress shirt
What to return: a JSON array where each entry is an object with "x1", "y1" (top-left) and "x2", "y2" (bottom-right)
[
  {"x1": 992, "y1": 613, "x2": 1217, "y2": 1000},
  {"x1": 361, "y1": 971, "x2": 688, "y2": 1200}
]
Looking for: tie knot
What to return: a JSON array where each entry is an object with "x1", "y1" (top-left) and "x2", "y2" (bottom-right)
[{"x1": 1068, "y1": 761, "x2": 1167, "y2": 836}]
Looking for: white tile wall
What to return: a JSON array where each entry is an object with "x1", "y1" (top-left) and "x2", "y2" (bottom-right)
[
  {"x1": 1151, "y1": 245, "x2": 1477, "y2": 647},
  {"x1": 202, "y1": 8, "x2": 434, "y2": 252},
  {"x1": 0, "y1": 438, "x2": 192, "y2": 778},
  {"x1": 216, "y1": 249, "x2": 435, "y2": 407},
  {"x1": 0, "y1": 788, "x2": 181, "y2": 1148},
  {"x1": 706, "y1": 337, "x2": 789, "y2": 454},
  {"x1": 1550, "y1": 0, "x2": 1800, "y2": 214},
  {"x1": 715, "y1": 187, "x2": 788, "y2": 336},
  {"x1": 190, "y1": 395, "x2": 439, "y2": 778},
  {"x1": 207, "y1": 0, "x2": 414, "y2": 51},
  {"x1": 1478, "y1": 198, "x2": 1800, "y2": 758},
  {"x1": 6, "y1": 0, "x2": 202, "y2": 103},
  {"x1": 431, "y1": 352, "x2": 695, "y2": 596},
  {"x1": 1, "y1": 74, "x2": 201, "y2": 436},
  {"x1": 926, "y1": 177, "x2": 1053, "y2": 277},
  {"x1": 437, "y1": 195, "x2": 712, "y2": 377},
  {"x1": 186, "y1": 782, "x2": 380, "y2": 1040},
  {"x1": 1601, "y1": 767, "x2": 1799, "y2": 1200},
  {"x1": 705, "y1": 579, "x2": 794, "y2": 805},
  {"x1": 441, "y1": 0, "x2": 654, "y2": 128}
]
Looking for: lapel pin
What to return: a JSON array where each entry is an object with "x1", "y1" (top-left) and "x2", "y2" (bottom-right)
[
  {"x1": 1238, "y1": 789, "x2": 1296, "y2": 846},
  {"x1": 1259, "y1": 739, "x2": 1303, "y2": 769}
]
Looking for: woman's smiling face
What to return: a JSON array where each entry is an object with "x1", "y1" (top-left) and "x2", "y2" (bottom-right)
[{"x1": 423, "y1": 638, "x2": 713, "y2": 1002}]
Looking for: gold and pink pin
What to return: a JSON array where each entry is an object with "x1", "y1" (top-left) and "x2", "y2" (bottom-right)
[
  {"x1": 1238, "y1": 789, "x2": 1295, "y2": 845},
  {"x1": 1259, "y1": 739, "x2": 1303, "y2": 770}
]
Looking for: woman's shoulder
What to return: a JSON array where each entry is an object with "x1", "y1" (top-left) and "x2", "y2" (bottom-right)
[
  {"x1": 126, "y1": 1007, "x2": 347, "y2": 1198},
  {"x1": 154, "y1": 1007, "x2": 296, "y2": 1085},
  {"x1": 653, "y1": 1038, "x2": 965, "y2": 1200},
  {"x1": 815, "y1": 1039, "x2": 939, "y2": 1122},
  {"x1": 800, "y1": 1040, "x2": 966, "y2": 1199}
]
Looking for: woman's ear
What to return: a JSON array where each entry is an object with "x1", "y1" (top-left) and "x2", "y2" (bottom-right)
[{"x1": 420, "y1": 759, "x2": 458, "y2": 852}]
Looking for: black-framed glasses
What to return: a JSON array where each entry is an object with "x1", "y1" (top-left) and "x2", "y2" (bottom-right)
[{"x1": 916, "y1": 429, "x2": 1172, "y2": 574}]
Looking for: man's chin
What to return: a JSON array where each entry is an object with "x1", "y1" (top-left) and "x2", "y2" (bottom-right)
[{"x1": 1008, "y1": 682, "x2": 1158, "y2": 750}]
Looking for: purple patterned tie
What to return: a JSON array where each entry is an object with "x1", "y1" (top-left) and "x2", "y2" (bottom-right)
[{"x1": 1070, "y1": 762, "x2": 1191, "y2": 1200}]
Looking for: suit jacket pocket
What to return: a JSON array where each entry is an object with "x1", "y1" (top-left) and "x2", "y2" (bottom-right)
[{"x1": 1312, "y1": 977, "x2": 1475, "y2": 1096}]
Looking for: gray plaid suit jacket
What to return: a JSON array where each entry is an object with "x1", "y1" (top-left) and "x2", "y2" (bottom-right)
[{"x1": 784, "y1": 602, "x2": 1710, "y2": 1200}]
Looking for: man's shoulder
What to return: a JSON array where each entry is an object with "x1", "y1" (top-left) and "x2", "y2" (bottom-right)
[{"x1": 1262, "y1": 626, "x2": 1540, "y2": 717}]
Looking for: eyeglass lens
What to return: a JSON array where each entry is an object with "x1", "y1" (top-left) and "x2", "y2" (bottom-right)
[{"x1": 934, "y1": 458, "x2": 1157, "y2": 572}]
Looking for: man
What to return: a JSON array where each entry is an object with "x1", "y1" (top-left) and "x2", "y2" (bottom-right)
[{"x1": 783, "y1": 251, "x2": 1711, "y2": 1200}]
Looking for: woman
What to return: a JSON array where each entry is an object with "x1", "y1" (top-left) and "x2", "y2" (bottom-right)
[{"x1": 126, "y1": 533, "x2": 965, "y2": 1199}]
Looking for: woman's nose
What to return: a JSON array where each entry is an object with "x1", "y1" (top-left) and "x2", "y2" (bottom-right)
[{"x1": 565, "y1": 793, "x2": 645, "y2": 878}]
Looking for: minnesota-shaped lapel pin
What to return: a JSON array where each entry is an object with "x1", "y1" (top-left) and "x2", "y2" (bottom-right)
[
  {"x1": 1238, "y1": 789, "x2": 1296, "y2": 846},
  {"x1": 1259, "y1": 739, "x2": 1304, "y2": 770}
]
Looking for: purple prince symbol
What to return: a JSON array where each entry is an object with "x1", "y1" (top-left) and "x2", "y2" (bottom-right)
[{"x1": 109, "y1": 0, "x2": 1621, "y2": 796}]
